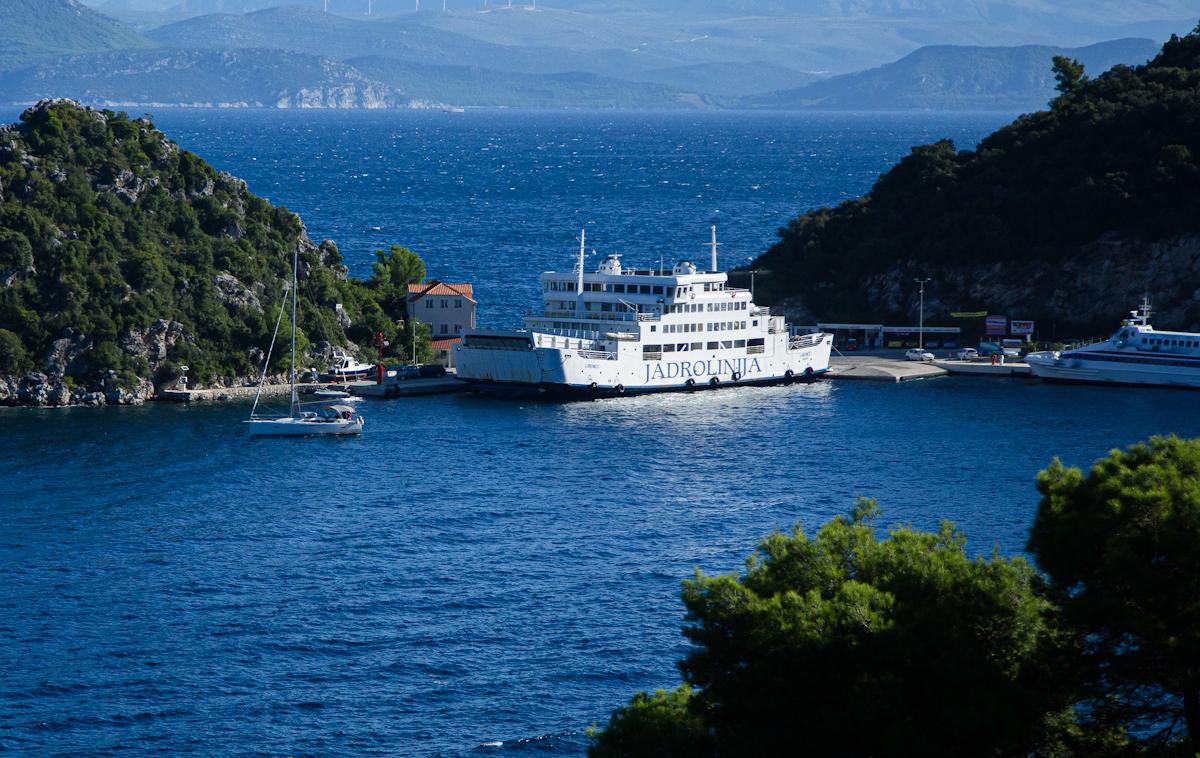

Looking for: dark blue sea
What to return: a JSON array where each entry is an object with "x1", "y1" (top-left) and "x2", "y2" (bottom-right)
[{"x1": 5, "y1": 109, "x2": 1199, "y2": 756}]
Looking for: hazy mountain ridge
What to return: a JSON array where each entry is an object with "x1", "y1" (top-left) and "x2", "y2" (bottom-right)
[
  {"x1": 747, "y1": 38, "x2": 1162, "y2": 110},
  {"x1": 0, "y1": 48, "x2": 413, "y2": 108},
  {"x1": 348, "y1": 56, "x2": 706, "y2": 108},
  {"x1": 6, "y1": 0, "x2": 1197, "y2": 109},
  {"x1": 0, "y1": 0, "x2": 154, "y2": 70}
]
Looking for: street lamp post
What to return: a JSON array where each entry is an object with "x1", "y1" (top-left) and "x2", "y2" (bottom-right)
[{"x1": 914, "y1": 277, "x2": 931, "y2": 350}]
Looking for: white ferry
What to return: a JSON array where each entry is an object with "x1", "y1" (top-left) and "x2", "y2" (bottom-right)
[
  {"x1": 455, "y1": 229, "x2": 833, "y2": 397},
  {"x1": 1026, "y1": 299, "x2": 1200, "y2": 389}
]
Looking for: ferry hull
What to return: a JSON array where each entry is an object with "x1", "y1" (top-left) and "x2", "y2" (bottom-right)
[
  {"x1": 1026, "y1": 352, "x2": 1200, "y2": 389},
  {"x1": 455, "y1": 333, "x2": 833, "y2": 397}
]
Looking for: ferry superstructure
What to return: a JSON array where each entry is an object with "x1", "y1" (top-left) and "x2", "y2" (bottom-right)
[
  {"x1": 455, "y1": 229, "x2": 833, "y2": 396},
  {"x1": 1026, "y1": 300, "x2": 1200, "y2": 389}
]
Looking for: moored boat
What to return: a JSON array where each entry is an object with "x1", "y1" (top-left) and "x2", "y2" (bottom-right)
[
  {"x1": 1025, "y1": 299, "x2": 1200, "y2": 389},
  {"x1": 455, "y1": 228, "x2": 832, "y2": 396},
  {"x1": 246, "y1": 248, "x2": 365, "y2": 436}
]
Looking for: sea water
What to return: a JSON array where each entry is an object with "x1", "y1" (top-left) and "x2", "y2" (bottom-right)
[{"x1": 5, "y1": 110, "x2": 1197, "y2": 756}]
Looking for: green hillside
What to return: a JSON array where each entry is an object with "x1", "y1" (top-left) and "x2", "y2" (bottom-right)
[
  {"x1": 749, "y1": 26, "x2": 1200, "y2": 337},
  {"x1": 0, "y1": 100, "x2": 422, "y2": 403},
  {"x1": 0, "y1": 0, "x2": 152, "y2": 71}
]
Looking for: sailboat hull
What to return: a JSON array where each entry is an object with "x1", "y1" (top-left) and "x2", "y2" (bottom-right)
[{"x1": 247, "y1": 417, "x2": 364, "y2": 437}]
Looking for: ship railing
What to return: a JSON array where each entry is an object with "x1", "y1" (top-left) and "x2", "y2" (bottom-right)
[
  {"x1": 540, "y1": 307, "x2": 662, "y2": 323},
  {"x1": 747, "y1": 345, "x2": 765, "y2": 355},
  {"x1": 788, "y1": 333, "x2": 824, "y2": 350},
  {"x1": 578, "y1": 349, "x2": 617, "y2": 360},
  {"x1": 751, "y1": 306, "x2": 771, "y2": 316},
  {"x1": 642, "y1": 351, "x2": 663, "y2": 361}
]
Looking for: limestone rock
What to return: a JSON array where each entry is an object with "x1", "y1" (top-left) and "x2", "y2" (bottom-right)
[
  {"x1": 119, "y1": 320, "x2": 188, "y2": 363},
  {"x1": 213, "y1": 272, "x2": 262, "y2": 312},
  {"x1": 44, "y1": 329, "x2": 92, "y2": 379}
]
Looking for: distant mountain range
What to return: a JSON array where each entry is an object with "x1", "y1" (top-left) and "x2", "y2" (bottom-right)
[
  {"x1": 745, "y1": 38, "x2": 1162, "y2": 110},
  {"x1": 0, "y1": 48, "x2": 410, "y2": 108},
  {"x1": 0, "y1": 0, "x2": 152, "y2": 70},
  {"x1": 0, "y1": 0, "x2": 1193, "y2": 110}
]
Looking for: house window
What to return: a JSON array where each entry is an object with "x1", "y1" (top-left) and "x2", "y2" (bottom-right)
[
  {"x1": 441, "y1": 299, "x2": 448, "y2": 308},
  {"x1": 426, "y1": 300, "x2": 433, "y2": 308},
  {"x1": 455, "y1": 324, "x2": 462, "y2": 334},
  {"x1": 456, "y1": 300, "x2": 462, "y2": 308}
]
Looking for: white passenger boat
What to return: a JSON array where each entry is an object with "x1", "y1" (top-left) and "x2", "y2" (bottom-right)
[
  {"x1": 1026, "y1": 299, "x2": 1200, "y2": 389},
  {"x1": 455, "y1": 228, "x2": 833, "y2": 396},
  {"x1": 325, "y1": 349, "x2": 375, "y2": 382},
  {"x1": 246, "y1": 249, "x2": 364, "y2": 436}
]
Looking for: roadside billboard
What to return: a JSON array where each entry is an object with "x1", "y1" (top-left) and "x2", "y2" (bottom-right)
[
  {"x1": 1010, "y1": 320, "x2": 1035, "y2": 335},
  {"x1": 985, "y1": 315, "x2": 1008, "y2": 335}
]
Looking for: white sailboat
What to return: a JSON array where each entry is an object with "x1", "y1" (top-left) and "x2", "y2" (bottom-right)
[{"x1": 247, "y1": 249, "x2": 365, "y2": 437}]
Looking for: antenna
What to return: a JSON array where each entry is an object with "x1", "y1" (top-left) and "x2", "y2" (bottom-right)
[
  {"x1": 576, "y1": 228, "x2": 586, "y2": 295},
  {"x1": 324, "y1": 0, "x2": 328, "y2": 11},
  {"x1": 709, "y1": 225, "x2": 720, "y2": 273},
  {"x1": 367, "y1": 0, "x2": 372, "y2": 15}
]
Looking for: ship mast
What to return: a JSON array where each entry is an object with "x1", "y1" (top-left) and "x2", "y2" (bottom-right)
[
  {"x1": 290, "y1": 246, "x2": 298, "y2": 418},
  {"x1": 709, "y1": 225, "x2": 720, "y2": 273}
]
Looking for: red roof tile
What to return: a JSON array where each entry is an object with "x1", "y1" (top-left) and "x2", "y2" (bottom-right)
[
  {"x1": 430, "y1": 338, "x2": 462, "y2": 350},
  {"x1": 406, "y1": 280, "x2": 475, "y2": 302}
]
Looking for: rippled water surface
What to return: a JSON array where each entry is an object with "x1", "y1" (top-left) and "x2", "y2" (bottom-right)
[{"x1": 7, "y1": 110, "x2": 1196, "y2": 756}]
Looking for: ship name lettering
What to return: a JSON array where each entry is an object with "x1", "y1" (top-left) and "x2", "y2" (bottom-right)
[{"x1": 642, "y1": 357, "x2": 764, "y2": 383}]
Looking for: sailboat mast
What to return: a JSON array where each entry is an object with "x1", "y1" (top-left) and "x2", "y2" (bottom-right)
[{"x1": 290, "y1": 247, "x2": 298, "y2": 417}]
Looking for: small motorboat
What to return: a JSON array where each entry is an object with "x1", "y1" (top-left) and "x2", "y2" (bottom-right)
[
  {"x1": 325, "y1": 350, "x2": 375, "y2": 381},
  {"x1": 313, "y1": 388, "x2": 361, "y2": 401}
]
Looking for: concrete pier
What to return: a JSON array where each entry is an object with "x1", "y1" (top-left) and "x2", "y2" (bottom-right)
[
  {"x1": 157, "y1": 383, "x2": 325, "y2": 403},
  {"x1": 827, "y1": 355, "x2": 948, "y2": 383}
]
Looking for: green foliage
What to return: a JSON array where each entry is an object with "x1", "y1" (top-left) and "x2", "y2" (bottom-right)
[
  {"x1": 1052, "y1": 55, "x2": 1087, "y2": 94},
  {"x1": 0, "y1": 328, "x2": 32, "y2": 374},
  {"x1": 0, "y1": 100, "x2": 425, "y2": 389},
  {"x1": 593, "y1": 499, "x2": 1074, "y2": 757},
  {"x1": 751, "y1": 27, "x2": 1200, "y2": 333},
  {"x1": 1030, "y1": 436, "x2": 1200, "y2": 752},
  {"x1": 588, "y1": 685, "x2": 713, "y2": 758}
]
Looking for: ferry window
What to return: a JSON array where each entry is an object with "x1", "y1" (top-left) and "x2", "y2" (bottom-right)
[
  {"x1": 652, "y1": 286, "x2": 663, "y2": 295},
  {"x1": 643, "y1": 345, "x2": 661, "y2": 353},
  {"x1": 663, "y1": 344, "x2": 675, "y2": 352},
  {"x1": 748, "y1": 338, "x2": 765, "y2": 346},
  {"x1": 734, "y1": 340, "x2": 746, "y2": 348},
  {"x1": 691, "y1": 342, "x2": 702, "y2": 350},
  {"x1": 640, "y1": 285, "x2": 651, "y2": 294},
  {"x1": 614, "y1": 284, "x2": 625, "y2": 293},
  {"x1": 650, "y1": 326, "x2": 657, "y2": 332},
  {"x1": 677, "y1": 343, "x2": 688, "y2": 352},
  {"x1": 708, "y1": 342, "x2": 719, "y2": 350},
  {"x1": 752, "y1": 320, "x2": 758, "y2": 326},
  {"x1": 703, "y1": 283, "x2": 712, "y2": 291},
  {"x1": 722, "y1": 341, "x2": 733, "y2": 349},
  {"x1": 600, "y1": 303, "x2": 612, "y2": 312}
]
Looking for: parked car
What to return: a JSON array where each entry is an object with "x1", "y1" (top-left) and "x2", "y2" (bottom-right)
[
  {"x1": 955, "y1": 348, "x2": 980, "y2": 361},
  {"x1": 979, "y1": 342, "x2": 1021, "y2": 359},
  {"x1": 905, "y1": 348, "x2": 935, "y2": 361}
]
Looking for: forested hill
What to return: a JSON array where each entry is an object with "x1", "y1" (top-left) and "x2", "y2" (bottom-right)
[
  {"x1": 748, "y1": 26, "x2": 1200, "y2": 339},
  {"x1": 0, "y1": 99, "x2": 422, "y2": 406}
]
